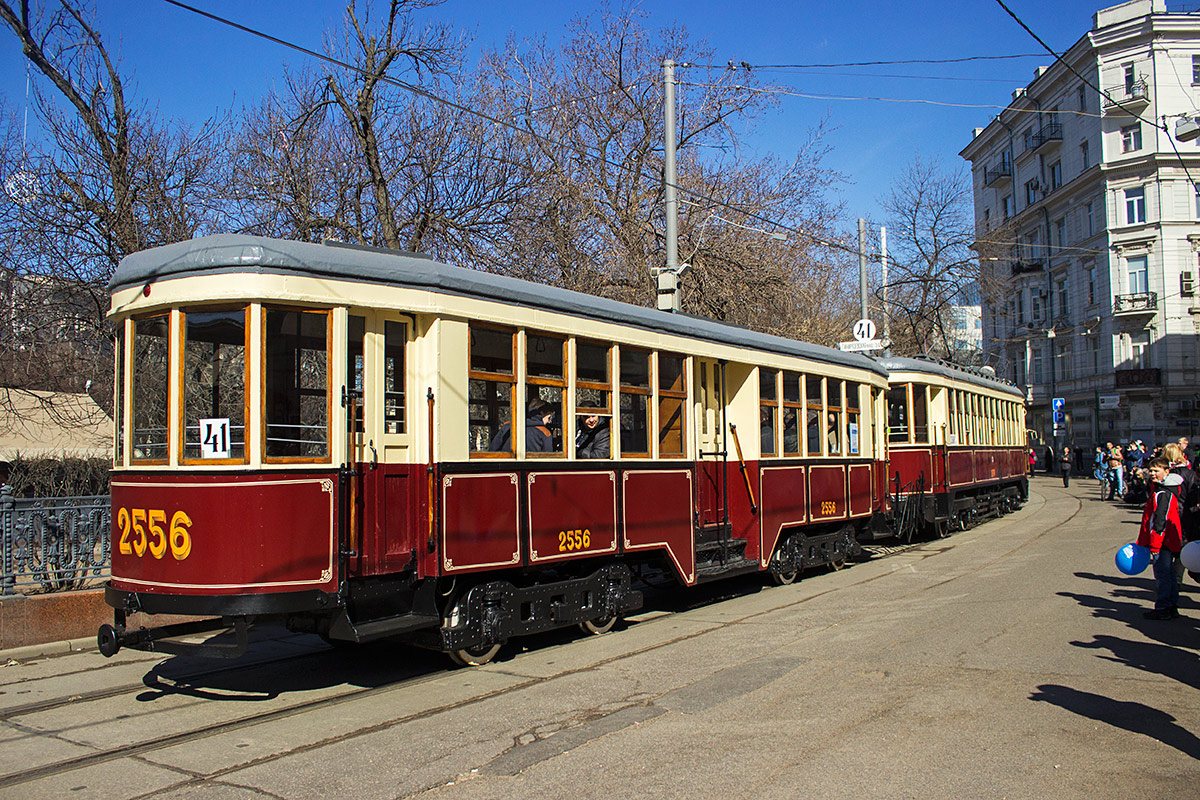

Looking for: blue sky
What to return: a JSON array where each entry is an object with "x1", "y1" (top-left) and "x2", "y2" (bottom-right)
[{"x1": 0, "y1": 0, "x2": 1150, "y2": 230}]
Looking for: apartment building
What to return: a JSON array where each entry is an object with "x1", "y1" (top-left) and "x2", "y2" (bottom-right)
[{"x1": 960, "y1": 0, "x2": 1200, "y2": 450}]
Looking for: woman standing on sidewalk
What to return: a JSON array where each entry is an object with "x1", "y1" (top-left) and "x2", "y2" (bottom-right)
[{"x1": 1059, "y1": 445, "x2": 1073, "y2": 487}]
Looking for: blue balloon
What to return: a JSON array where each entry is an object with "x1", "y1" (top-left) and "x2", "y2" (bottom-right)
[{"x1": 1116, "y1": 543, "x2": 1151, "y2": 575}]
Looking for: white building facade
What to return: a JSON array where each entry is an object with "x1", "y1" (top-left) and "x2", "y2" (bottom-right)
[{"x1": 960, "y1": 0, "x2": 1200, "y2": 451}]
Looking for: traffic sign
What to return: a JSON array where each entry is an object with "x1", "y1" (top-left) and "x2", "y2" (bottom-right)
[
  {"x1": 1052, "y1": 397, "x2": 1065, "y2": 411},
  {"x1": 852, "y1": 319, "x2": 876, "y2": 342},
  {"x1": 1053, "y1": 411, "x2": 1065, "y2": 424}
]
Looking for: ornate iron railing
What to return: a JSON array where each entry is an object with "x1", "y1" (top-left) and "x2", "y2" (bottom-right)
[{"x1": 1, "y1": 485, "x2": 110, "y2": 594}]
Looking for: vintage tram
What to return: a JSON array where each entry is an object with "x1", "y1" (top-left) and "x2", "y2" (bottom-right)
[
  {"x1": 880, "y1": 357, "x2": 1028, "y2": 539},
  {"x1": 99, "y1": 234, "x2": 907, "y2": 665}
]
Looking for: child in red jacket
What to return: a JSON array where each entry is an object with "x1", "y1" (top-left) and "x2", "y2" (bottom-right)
[{"x1": 1138, "y1": 457, "x2": 1184, "y2": 619}]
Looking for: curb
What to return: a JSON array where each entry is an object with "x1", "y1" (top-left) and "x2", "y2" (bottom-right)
[{"x1": 2, "y1": 634, "x2": 97, "y2": 663}]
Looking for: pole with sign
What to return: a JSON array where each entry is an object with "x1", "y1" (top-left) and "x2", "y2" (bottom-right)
[{"x1": 838, "y1": 319, "x2": 885, "y2": 353}]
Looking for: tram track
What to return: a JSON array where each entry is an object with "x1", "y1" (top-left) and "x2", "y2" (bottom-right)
[{"x1": 0, "y1": 503, "x2": 1052, "y2": 792}]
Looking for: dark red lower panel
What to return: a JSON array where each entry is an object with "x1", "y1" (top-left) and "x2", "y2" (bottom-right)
[
  {"x1": 809, "y1": 465, "x2": 848, "y2": 521},
  {"x1": 441, "y1": 472, "x2": 521, "y2": 574},
  {"x1": 760, "y1": 466, "x2": 807, "y2": 567},
  {"x1": 110, "y1": 473, "x2": 337, "y2": 596},
  {"x1": 849, "y1": 464, "x2": 873, "y2": 516},
  {"x1": 528, "y1": 471, "x2": 618, "y2": 564},
  {"x1": 623, "y1": 470, "x2": 695, "y2": 584}
]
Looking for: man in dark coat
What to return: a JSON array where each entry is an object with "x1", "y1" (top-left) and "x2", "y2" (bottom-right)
[{"x1": 576, "y1": 414, "x2": 611, "y2": 459}]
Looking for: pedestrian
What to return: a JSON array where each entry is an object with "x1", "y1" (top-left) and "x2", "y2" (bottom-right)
[
  {"x1": 1059, "y1": 445, "x2": 1072, "y2": 487},
  {"x1": 1164, "y1": 443, "x2": 1199, "y2": 543},
  {"x1": 1106, "y1": 443, "x2": 1125, "y2": 500},
  {"x1": 1028, "y1": 447, "x2": 1037, "y2": 477},
  {"x1": 1137, "y1": 457, "x2": 1185, "y2": 620}
]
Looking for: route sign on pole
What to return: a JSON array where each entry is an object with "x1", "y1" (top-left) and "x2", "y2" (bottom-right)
[{"x1": 853, "y1": 319, "x2": 876, "y2": 342}]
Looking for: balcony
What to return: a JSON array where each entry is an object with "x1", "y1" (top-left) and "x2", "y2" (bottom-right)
[
  {"x1": 1103, "y1": 78, "x2": 1151, "y2": 114},
  {"x1": 1114, "y1": 368, "x2": 1160, "y2": 388},
  {"x1": 984, "y1": 162, "x2": 1012, "y2": 187},
  {"x1": 1011, "y1": 259, "x2": 1044, "y2": 276},
  {"x1": 1112, "y1": 291, "x2": 1157, "y2": 316},
  {"x1": 1030, "y1": 123, "x2": 1063, "y2": 152}
]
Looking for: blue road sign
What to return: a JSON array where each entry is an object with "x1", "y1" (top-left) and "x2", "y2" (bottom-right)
[{"x1": 1052, "y1": 397, "x2": 1065, "y2": 411}]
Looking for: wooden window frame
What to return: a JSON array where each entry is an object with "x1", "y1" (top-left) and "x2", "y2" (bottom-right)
[
  {"x1": 468, "y1": 324, "x2": 517, "y2": 459},
  {"x1": 804, "y1": 374, "x2": 824, "y2": 457},
  {"x1": 524, "y1": 330, "x2": 567, "y2": 459},
  {"x1": 655, "y1": 352, "x2": 688, "y2": 459},
  {"x1": 179, "y1": 305, "x2": 251, "y2": 466},
  {"x1": 130, "y1": 313, "x2": 172, "y2": 466},
  {"x1": 618, "y1": 346, "x2": 652, "y2": 458},
  {"x1": 759, "y1": 367, "x2": 779, "y2": 457},
  {"x1": 782, "y1": 370, "x2": 803, "y2": 457},
  {"x1": 260, "y1": 306, "x2": 333, "y2": 465}
]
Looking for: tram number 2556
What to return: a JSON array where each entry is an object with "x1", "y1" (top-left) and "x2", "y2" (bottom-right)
[
  {"x1": 558, "y1": 528, "x2": 592, "y2": 552},
  {"x1": 116, "y1": 508, "x2": 193, "y2": 560}
]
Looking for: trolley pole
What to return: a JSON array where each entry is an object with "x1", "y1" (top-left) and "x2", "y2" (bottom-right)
[
  {"x1": 880, "y1": 225, "x2": 890, "y2": 354},
  {"x1": 858, "y1": 218, "x2": 868, "y2": 323},
  {"x1": 659, "y1": 59, "x2": 682, "y2": 313}
]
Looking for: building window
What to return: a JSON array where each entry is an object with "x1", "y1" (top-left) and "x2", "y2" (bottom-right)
[
  {"x1": 1023, "y1": 128, "x2": 1034, "y2": 150},
  {"x1": 1127, "y1": 255, "x2": 1149, "y2": 295},
  {"x1": 1054, "y1": 217, "x2": 1066, "y2": 250},
  {"x1": 1026, "y1": 179, "x2": 1039, "y2": 205},
  {"x1": 1087, "y1": 336, "x2": 1099, "y2": 374},
  {"x1": 1033, "y1": 347, "x2": 1044, "y2": 385},
  {"x1": 1121, "y1": 124, "x2": 1142, "y2": 153},
  {"x1": 1080, "y1": 140, "x2": 1089, "y2": 170},
  {"x1": 1057, "y1": 342, "x2": 1071, "y2": 382},
  {"x1": 1125, "y1": 187, "x2": 1146, "y2": 224},
  {"x1": 1124, "y1": 63, "x2": 1136, "y2": 93},
  {"x1": 1002, "y1": 194, "x2": 1014, "y2": 219},
  {"x1": 1017, "y1": 290, "x2": 1026, "y2": 324},
  {"x1": 1057, "y1": 277, "x2": 1069, "y2": 317},
  {"x1": 1193, "y1": 54, "x2": 1200, "y2": 84},
  {"x1": 1077, "y1": 85, "x2": 1086, "y2": 111},
  {"x1": 1195, "y1": 185, "x2": 1200, "y2": 218},
  {"x1": 1131, "y1": 330, "x2": 1150, "y2": 369},
  {"x1": 1086, "y1": 262, "x2": 1097, "y2": 305},
  {"x1": 1086, "y1": 201, "x2": 1095, "y2": 236},
  {"x1": 984, "y1": 208, "x2": 991, "y2": 231},
  {"x1": 1049, "y1": 161, "x2": 1062, "y2": 191}
]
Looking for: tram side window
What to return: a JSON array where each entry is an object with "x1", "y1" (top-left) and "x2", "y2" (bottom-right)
[
  {"x1": 525, "y1": 332, "x2": 565, "y2": 456},
  {"x1": 265, "y1": 309, "x2": 329, "y2": 460},
  {"x1": 887, "y1": 385, "x2": 909, "y2": 444},
  {"x1": 782, "y1": 371, "x2": 801, "y2": 456},
  {"x1": 575, "y1": 340, "x2": 611, "y2": 459},
  {"x1": 911, "y1": 384, "x2": 929, "y2": 444},
  {"x1": 846, "y1": 382, "x2": 860, "y2": 455},
  {"x1": 131, "y1": 315, "x2": 170, "y2": 462},
  {"x1": 619, "y1": 348, "x2": 651, "y2": 456},
  {"x1": 347, "y1": 315, "x2": 366, "y2": 435},
  {"x1": 468, "y1": 326, "x2": 515, "y2": 455},
  {"x1": 114, "y1": 327, "x2": 124, "y2": 464},
  {"x1": 183, "y1": 308, "x2": 247, "y2": 462},
  {"x1": 760, "y1": 368, "x2": 778, "y2": 457},
  {"x1": 827, "y1": 380, "x2": 843, "y2": 456},
  {"x1": 805, "y1": 375, "x2": 823, "y2": 456},
  {"x1": 658, "y1": 353, "x2": 686, "y2": 458},
  {"x1": 384, "y1": 321, "x2": 406, "y2": 434}
]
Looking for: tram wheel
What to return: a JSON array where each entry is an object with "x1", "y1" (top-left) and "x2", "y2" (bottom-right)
[
  {"x1": 828, "y1": 554, "x2": 847, "y2": 571},
  {"x1": 579, "y1": 615, "x2": 617, "y2": 635},
  {"x1": 769, "y1": 567, "x2": 798, "y2": 585},
  {"x1": 448, "y1": 643, "x2": 501, "y2": 667}
]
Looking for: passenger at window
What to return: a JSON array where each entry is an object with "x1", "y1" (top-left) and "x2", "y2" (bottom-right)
[
  {"x1": 576, "y1": 414, "x2": 611, "y2": 459},
  {"x1": 490, "y1": 399, "x2": 556, "y2": 453},
  {"x1": 827, "y1": 412, "x2": 840, "y2": 453}
]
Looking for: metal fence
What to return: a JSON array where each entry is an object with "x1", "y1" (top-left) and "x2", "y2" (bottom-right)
[{"x1": 1, "y1": 485, "x2": 110, "y2": 594}]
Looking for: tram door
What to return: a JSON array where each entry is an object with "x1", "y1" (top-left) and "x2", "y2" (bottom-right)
[
  {"x1": 695, "y1": 358, "x2": 726, "y2": 529},
  {"x1": 347, "y1": 313, "x2": 420, "y2": 576}
]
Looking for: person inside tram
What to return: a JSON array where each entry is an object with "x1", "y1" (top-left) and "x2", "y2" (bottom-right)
[
  {"x1": 826, "y1": 412, "x2": 840, "y2": 454},
  {"x1": 489, "y1": 398, "x2": 557, "y2": 453},
  {"x1": 576, "y1": 413, "x2": 610, "y2": 459}
]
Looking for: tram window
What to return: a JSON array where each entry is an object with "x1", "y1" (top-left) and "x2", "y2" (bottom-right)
[
  {"x1": 114, "y1": 326, "x2": 125, "y2": 464},
  {"x1": 347, "y1": 315, "x2": 366, "y2": 435},
  {"x1": 264, "y1": 309, "x2": 329, "y2": 460},
  {"x1": 384, "y1": 321, "x2": 406, "y2": 434},
  {"x1": 468, "y1": 326, "x2": 515, "y2": 454},
  {"x1": 887, "y1": 385, "x2": 909, "y2": 444},
  {"x1": 782, "y1": 371, "x2": 801, "y2": 455},
  {"x1": 525, "y1": 332, "x2": 565, "y2": 456},
  {"x1": 846, "y1": 381, "x2": 860, "y2": 455},
  {"x1": 619, "y1": 348, "x2": 650, "y2": 456},
  {"x1": 131, "y1": 315, "x2": 170, "y2": 462},
  {"x1": 182, "y1": 308, "x2": 247, "y2": 462},
  {"x1": 827, "y1": 380, "x2": 843, "y2": 456},
  {"x1": 805, "y1": 375, "x2": 822, "y2": 456},
  {"x1": 911, "y1": 384, "x2": 929, "y2": 444},
  {"x1": 658, "y1": 353, "x2": 686, "y2": 457},
  {"x1": 760, "y1": 368, "x2": 778, "y2": 457}
]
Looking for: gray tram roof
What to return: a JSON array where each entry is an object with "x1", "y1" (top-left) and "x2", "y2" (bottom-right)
[
  {"x1": 876, "y1": 356, "x2": 1025, "y2": 399},
  {"x1": 112, "y1": 234, "x2": 890, "y2": 378}
]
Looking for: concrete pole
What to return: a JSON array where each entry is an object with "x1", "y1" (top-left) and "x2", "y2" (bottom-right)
[
  {"x1": 858, "y1": 218, "x2": 868, "y2": 323},
  {"x1": 658, "y1": 59, "x2": 681, "y2": 313},
  {"x1": 880, "y1": 226, "x2": 890, "y2": 346}
]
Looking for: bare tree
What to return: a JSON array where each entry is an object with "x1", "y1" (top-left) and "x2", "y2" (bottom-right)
[{"x1": 880, "y1": 157, "x2": 979, "y2": 359}]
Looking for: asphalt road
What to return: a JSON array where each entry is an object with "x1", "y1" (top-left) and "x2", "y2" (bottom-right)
[{"x1": 1, "y1": 477, "x2": 1196, "y2": 799}]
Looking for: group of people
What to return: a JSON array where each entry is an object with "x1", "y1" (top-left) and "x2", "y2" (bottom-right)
[{"x1": 488, "y1": 399, "x2": 611, "y2": 459}]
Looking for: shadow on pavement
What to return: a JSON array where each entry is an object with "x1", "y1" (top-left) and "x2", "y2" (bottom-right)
[{"x1": 1030, "y1": 684, "x2": 1200, "y2": 759}]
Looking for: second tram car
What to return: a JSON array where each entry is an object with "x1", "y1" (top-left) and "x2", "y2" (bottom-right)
[{"x1": 100, "y1": 235, "x2": 908, "y2": 665}]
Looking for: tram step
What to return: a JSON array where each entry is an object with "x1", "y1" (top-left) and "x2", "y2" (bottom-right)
[
  {"x1": 696, "y1": 556, "x2": 761, "y2": 582},
  {"x1": 695, "y1": 536, "x2": 747, "y2": 559},
  {"x1": 695, "y1": 522, "x2": 733, "y2": 547},
  {"x1": 328, "y1": 611, "x2": 440, "y2": 643}
]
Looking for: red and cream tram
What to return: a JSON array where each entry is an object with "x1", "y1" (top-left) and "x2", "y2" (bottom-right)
[
  {"x1": 880, "y1": 357, "x2": 1028, "y2": 539},
  {"x1": 100, "y1": 235, "x2": 895, "y2": 664}
]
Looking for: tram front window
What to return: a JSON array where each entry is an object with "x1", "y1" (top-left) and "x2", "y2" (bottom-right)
[
  {"x1": 183, "y1": 308, "x2": 246, "y2": 461},
  {"x1": 131, "y1": 315, "x2": 169, "y2": 462},
  {"x1": 265, "y1": 309, "x2": 329, "y2": 460}
]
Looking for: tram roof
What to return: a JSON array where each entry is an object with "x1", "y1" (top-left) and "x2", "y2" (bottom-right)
[
  {"x1": 876, "y1": 356, "x2": 1024, "y2": 399},
  {"x1": 113, "y1": 235, "x2": 890, "y2": 378}
]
